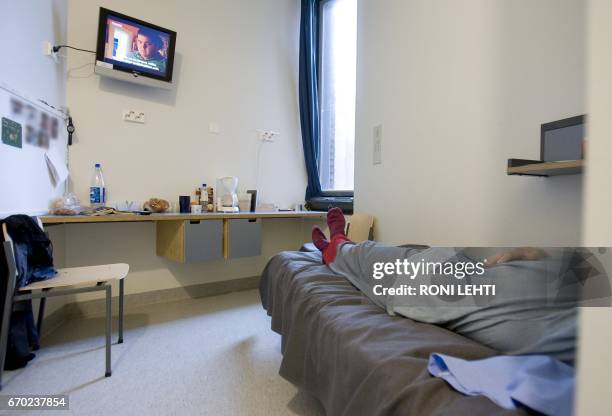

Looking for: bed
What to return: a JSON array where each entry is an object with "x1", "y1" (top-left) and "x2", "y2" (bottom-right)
[{"x1": 260, "y1": 249, "x2": 527, "y2": 416}]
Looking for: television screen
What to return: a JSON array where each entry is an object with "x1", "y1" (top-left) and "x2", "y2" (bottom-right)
[{"x1": 96, "y1": 8, "x2": 176, "y2": 84}]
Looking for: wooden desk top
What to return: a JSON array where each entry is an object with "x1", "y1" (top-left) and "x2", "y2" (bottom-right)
[{"x1": 41, "y1": 211, "x2": 327, "y2": 224}]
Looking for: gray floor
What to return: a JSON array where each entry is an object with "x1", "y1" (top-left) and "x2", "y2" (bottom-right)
[{"x1": 1, "y1": 290, "x2": 324, "y2": 416}]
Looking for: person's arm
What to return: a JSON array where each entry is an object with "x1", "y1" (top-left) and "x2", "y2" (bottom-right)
[{"x1": 484, "y1": 247, "x2": 549, "y2": 267}]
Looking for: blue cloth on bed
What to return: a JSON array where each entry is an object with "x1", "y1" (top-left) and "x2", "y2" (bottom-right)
[{"x1": 428, "y1": 353, "x2": 575, "y2": 416}]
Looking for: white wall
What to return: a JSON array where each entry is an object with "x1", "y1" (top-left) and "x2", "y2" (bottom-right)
[
  {"x1": 576, "y1": 1, "x2": 612, "y2": 414},
  {"x1": 59, "y1": 0, "x2": 312, "y2": 302},
  {"x1": 355, "y1": 0, "x2": 585, "y2": 246},
  {"x1": 0, "y1": 0, "x2": 68, "y2": 314},
  {"x1": 583, "y1": 3, "x2": 612, "y2": 244},
  {"x1": 67, "y1": 0, "x2": 305, "y2": 207},
  {"x1": 0, "y1": 0, "x2": 69, "y2": 216},
  {"x1": 0, "y1": 0, "x2": 67, "y2": 115}
]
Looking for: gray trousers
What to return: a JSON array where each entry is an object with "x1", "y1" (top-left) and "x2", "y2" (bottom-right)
[{"x1": 329, "y1": 242, "x2": 578, "y2": 362}]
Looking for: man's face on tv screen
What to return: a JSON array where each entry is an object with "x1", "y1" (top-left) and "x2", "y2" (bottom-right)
[{"x1": 136, "y1": 34, "x2": 158, "y2": 59}]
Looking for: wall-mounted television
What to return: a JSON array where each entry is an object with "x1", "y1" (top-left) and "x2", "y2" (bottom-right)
[{"x1": 95, "y1": 8, "x2": 177, "y2": 89}]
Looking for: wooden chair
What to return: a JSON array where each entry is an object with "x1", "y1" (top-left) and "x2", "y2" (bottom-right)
[
  {"x1": 346, "y1": 213, "x2": 375, "y2": 242},
  {"x1": 0, "y1": 221, "x2": 128, "y2": 389}
]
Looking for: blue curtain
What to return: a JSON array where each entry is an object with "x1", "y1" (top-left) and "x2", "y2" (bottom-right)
[{"x1": 299, "y1": 0, "x2": 322, "y2": 201}]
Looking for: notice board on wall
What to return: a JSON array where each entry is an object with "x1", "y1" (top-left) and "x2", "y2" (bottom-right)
[{"x1": 0, "y1": 83, "x2": 68, "y2": 217}]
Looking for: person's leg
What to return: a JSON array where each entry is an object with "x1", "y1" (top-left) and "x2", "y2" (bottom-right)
[
  {"x1": 327, "y1": 207, "x2": 346, "y2": 237},
  {"x1": 310, "y1": 208, "x2": 350, "y2": 264},
  {"x1": 311, "y1": 226, "x2": 329, "y2": 251},
  {"x1": 323, "y1": 234, "x2": 351, "y2": 264}
]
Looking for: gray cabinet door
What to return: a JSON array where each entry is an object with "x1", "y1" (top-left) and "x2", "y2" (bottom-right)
[
  {"x1": 229, "y1": 219, "x2": 262, "y2": 258},
  {"x1": 184, "y1": 220, "x2": 223, "y2": 263}
]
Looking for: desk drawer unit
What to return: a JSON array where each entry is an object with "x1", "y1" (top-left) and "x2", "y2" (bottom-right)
[
  {"x1": 156, "y1": 220, "x2": 223, "y2": 263},
  {"x1": 227, "y1": 219, "x2": 262, "y2": 259}
]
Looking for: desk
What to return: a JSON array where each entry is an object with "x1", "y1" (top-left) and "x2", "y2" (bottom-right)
[
  {"x1": 41, "y1": 211, "x2": 326, "y2": 263},
  {"x1": 40, "y1": 211, "x2": 326, "y2": 224}
]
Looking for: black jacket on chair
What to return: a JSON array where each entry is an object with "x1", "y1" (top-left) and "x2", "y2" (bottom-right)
[{"x1": 0, "y1": 215, "x2": 57, "y2": 370}]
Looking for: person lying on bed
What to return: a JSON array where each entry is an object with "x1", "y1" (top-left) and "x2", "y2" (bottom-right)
[{"x1": 310, "y1": 208, "x2": 608, "y2": 363}]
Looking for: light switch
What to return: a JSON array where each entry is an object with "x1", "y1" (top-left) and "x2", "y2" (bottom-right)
[{"x1": 373, "y1": 124, "x2": 382, "y2": 165}]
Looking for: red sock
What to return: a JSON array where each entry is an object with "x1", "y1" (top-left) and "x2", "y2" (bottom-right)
[
  {"x1": 323, "y1": 234, "x2": 351, "y2": 264},
  {"x1": 311, "y1": 226, "x2": 329, "y2": 251},
  {"x1": 327, "y1": 207, "x2": 346, "y2": 237}
]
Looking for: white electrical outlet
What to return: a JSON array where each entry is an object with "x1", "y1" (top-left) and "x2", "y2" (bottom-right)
[
  {"x1": 43, "y1": 41, "x2": 53, "y2": 56},
  {"x1": 122, "y1": 110, "x2": 146, "y2": 124},
  {"x1": 373, "y1": 124, "x2": 382, "y2": 165},
  {"x1": 257, "y1": 130, "x2": 279, "y2": 142},
  {"x1": 43, "y1": 41, "x2": 58, "y2": 63}
]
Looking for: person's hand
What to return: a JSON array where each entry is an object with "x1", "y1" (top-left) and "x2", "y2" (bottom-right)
[{"x1": 484, "y1": 247, "x2": 548, "y2": 267}]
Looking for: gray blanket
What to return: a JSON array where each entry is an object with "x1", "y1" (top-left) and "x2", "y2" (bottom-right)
[
  {"x1": 329, "y1": 242, "x2": 578, "y2": 361},
  {"x1": 260, "y1": 250, "x2": 527, "y2": 416}
]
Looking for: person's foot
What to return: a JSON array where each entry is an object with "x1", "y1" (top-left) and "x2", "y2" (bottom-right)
[
  {"x1": 312, "y1": 226, "x2": 329, "y2": 251},
  {"x1": 327, "y1": 207, "x2": 346, "y2": 237}
]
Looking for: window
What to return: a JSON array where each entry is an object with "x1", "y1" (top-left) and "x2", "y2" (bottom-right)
[{"x1": 319, "y1": 0, "x2": 357, "y2": 193}]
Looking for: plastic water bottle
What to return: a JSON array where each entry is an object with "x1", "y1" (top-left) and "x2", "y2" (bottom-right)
[{"x1": 90, "y1": 163, "x2": 106, "y2": 208}]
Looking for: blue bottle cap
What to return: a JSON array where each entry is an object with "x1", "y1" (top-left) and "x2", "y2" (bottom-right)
[{"x1": 95, "y1": 163, "x2": 101, "y2": 168}]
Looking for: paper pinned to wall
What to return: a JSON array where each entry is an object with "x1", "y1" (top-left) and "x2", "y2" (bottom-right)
[{"x1": 45, "y1": 151, "x2": 69, "y2": 187}]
